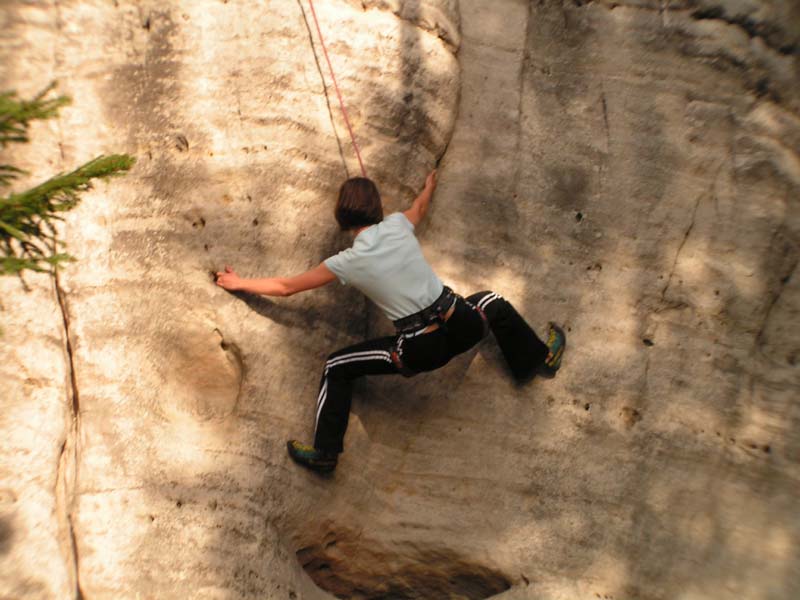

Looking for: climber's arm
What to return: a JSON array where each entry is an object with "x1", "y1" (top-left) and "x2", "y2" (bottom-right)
[
  {"x1": 215, "y1": 263, "x2": 336, "y2": 297},
  {"x1": 403, "y1": 169, "x2": 437, "y2": 227}
]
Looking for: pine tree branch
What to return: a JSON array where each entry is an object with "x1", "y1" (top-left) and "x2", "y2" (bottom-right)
[
  {"x1": 0, "y1": 154, "x2": 135, "y2": 275},
  {"x1": 0, "y1": 84, "x2": 134, "y2": 277},
  {"x1": 0, "y1": 164, "x2": 26, "y2": 187},
  {"x1": 0, "y1": 83, "x2": 70, "y2": 147}
]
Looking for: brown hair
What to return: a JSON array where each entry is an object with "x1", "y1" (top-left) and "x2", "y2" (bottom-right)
[{"x1": 334, "y1": 177, "x2": 383, "y2": 231}]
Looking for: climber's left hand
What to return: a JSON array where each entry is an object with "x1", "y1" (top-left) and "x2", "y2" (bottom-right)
[{"x1": 215, "y1": 265, "x2": 242, "y2": 291}]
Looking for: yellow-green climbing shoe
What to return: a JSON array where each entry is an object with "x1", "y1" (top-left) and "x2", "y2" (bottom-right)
[
  {"x1": 539, "y1": 322, "x2": 566, "y2": 378},
  {"x1": 287, "y1": 440, "x2": 338, "y2": 473}
]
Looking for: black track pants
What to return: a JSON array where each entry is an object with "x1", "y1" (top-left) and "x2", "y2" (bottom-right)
[{"x1": 313, "y1": 291, "x2": 549, "y2": 453}]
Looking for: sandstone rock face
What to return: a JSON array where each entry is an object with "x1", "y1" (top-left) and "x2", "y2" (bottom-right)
[{"x1": 1, "y1": 1, "x2": 798, "y2": 599}]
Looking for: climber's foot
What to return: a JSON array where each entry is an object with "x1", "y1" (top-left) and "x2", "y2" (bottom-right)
[
  {"x1": 287, "y1": 440, "x2": 338, "y2": 474},
  {"x1": 538, "y1": 322, "x2": 566, "y2": 379}
]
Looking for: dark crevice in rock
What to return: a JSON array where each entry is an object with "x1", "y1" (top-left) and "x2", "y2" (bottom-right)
[
  {"x1": 359, "y1": 1, "x2": 460, "y2": 52},
  {"x1": 571, "y1": 0, "x2": 798, "y2": 57},
  {"x1": 659, "y1": 190, "x2": 701, "y2": 306},
  {"x1": 296, "y1": 528, "x2": 511, "y2": 599},
  {"x1": 754, "y1": 231, "x2": 799, "y2": 349},
  {"x1": 601, "y1": 89, "x2": 610, "y2": 149},
  {"x1": 690, "y1": 6, "x2": 798, "y2": 57},
  {"x1": 53, "y1": 268, "x2": 84, "y2": 600},
  {"x1": 50, "y1": 5, "x2": 83, "y2": 594},
  {"x1": 659, "y1": 165, "x2": 723, "y2": 309}
]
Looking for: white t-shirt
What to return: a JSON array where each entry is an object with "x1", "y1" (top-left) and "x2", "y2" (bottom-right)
[{"x1": 324, "y1": 213, "x2": 444, "y2": 321}]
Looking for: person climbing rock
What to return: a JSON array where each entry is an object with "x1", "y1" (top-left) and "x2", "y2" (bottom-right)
[{"x1": 215, "y1": 170, "x2": 565, "y2": 473}]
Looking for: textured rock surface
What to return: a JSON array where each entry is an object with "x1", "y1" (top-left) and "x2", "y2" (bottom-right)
[{"x1": 1, "y1": 0, "x2": 799, "y2": 599}]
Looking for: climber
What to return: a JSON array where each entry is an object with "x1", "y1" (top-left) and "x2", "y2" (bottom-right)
[{"x1": 215, "y1": 170, "x2": 565, "y2": 473}]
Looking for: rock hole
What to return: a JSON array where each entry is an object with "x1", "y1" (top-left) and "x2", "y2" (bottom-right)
[
  {"x1": 691, "y1": 6, "x2": 725, "y2": 20},
  {"x1": 149, "y1": 515, "x2": 155, "y2": 522},
  {"x1": 754, "y1": 78, "x2": 769, "y2": 98},
  {"x1": 584, "y1": 403, "x2": 591, "y2": 411},
  {"x1": 714, "y1": 289, "x2": 720, "y2": 296},
  {"x1": 620, "y1": 407, "x2": 642, "y2": 428},
  {"x1": 575, "y1": 211, "x2": 583, "y2": 222},
  {"x1": 643, "y1": 338, "x2": 654, "y2": 346},
  {"x1": 175, "y1": 134, "x2": 189, "y2": 152},
  {"x1": 176, "y1": 500, "x2": 183, "y2": 508},
  {"x1": 204, "y1": 244, "x2": 209, "y2": 251},
  {"x1": 763, "y1": 445, "x2": 771, "y2": 454},
  {"x1": 143, "y1": 16, "x2": 151, "y2": 30},
  {"x1": 296, "y1": 529, "x2": 511, "y2": 600},
  {"x1": 252, "y1": 218, "x2": 259, "y2": 226}
]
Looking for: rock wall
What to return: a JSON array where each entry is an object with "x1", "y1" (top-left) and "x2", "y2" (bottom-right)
[{"x1": 1, "y1": 1, "x2": 799, "y2": 599}]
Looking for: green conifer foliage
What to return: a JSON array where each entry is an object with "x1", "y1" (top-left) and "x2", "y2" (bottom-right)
[{"x1": 0, "y1": 83, "x2": 135, "y2": 275}]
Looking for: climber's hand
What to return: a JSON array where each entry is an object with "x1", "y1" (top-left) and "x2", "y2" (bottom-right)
[
  {"x1": 404, "y1": 170, "x2": 436, "y2": 227},
  {"x1": 425, "y1": 169, "x2": 437, "y2": 191},
  {"x1": 215, "y1": 265, "x2": 242, "y2": 291}
]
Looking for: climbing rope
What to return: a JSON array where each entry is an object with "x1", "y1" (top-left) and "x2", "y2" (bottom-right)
[{"x1": 307, "y1": 0, "x2": 368, "y2": 178}]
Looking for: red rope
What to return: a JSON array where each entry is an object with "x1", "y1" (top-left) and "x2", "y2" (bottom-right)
[{"x1": 307, "y1": 0, "x2": 368, "y2": 178}]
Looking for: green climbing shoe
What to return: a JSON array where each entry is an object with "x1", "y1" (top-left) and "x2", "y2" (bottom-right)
[
  {"x1": 287, "y1": 440, "x2": 338, "y2": 473},
  {"x1": 539, "y1": 322, "x2": 566, "y2": 378}
]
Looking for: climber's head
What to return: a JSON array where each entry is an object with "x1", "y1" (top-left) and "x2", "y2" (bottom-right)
[{"x1": 334, "y1": 177, "x2": 383, "y2": 231}]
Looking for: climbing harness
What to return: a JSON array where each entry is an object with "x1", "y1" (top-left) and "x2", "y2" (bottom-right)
[
  {"x1": 392, "y1": 286, "x2": 457, "y2": 334},
  {"x1": 389, "y1": 287, "x2": 490, "y2": 377},
  {"x1": 389, "y1": 287, "x2": 455, "y2": 377},
  {"x1": 390, "y1": 336, "x2": 417, "y2": 378},
  {"x1": 469, "y1": 300, "x2": 491, "y2": 340},
  {"x1": 307, "y1": 0, "x2": 367, "y2": 178}
]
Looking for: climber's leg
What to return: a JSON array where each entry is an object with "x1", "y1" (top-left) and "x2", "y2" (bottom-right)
[
  {"x1": 465, "y1": 291, "x2": 550, "y2": 381},
  {"x1": 311, "y1": 336, "x2": 398, "y2": 454}
]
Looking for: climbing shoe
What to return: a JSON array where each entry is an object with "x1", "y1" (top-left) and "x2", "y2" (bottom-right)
[
  {"x1": 539, "y1": 322, "x2": 566, "y2": 378},
  {"x1": 287, "y1": 440, "x2": 338, "y2": 474}
]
